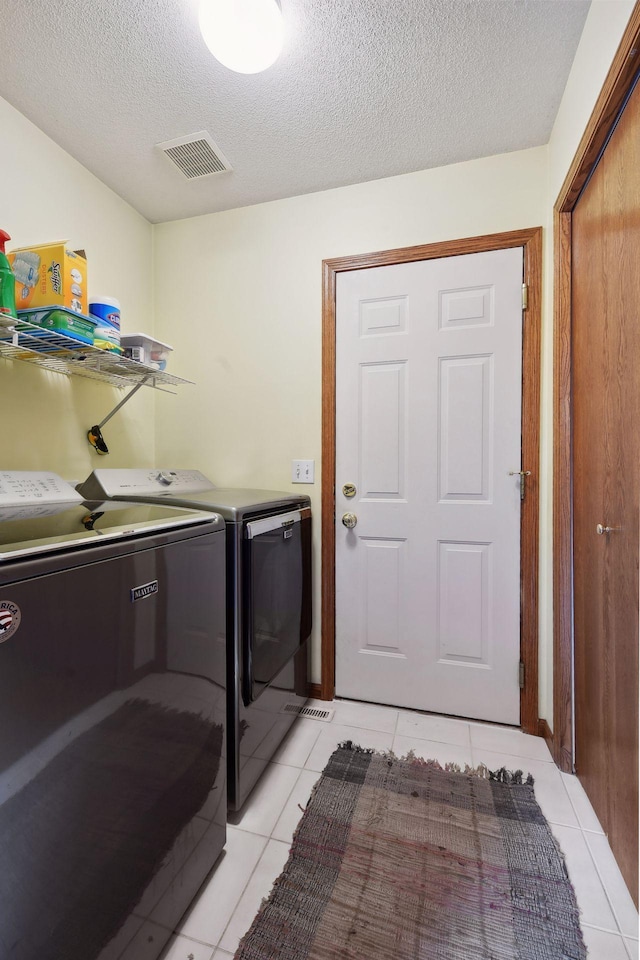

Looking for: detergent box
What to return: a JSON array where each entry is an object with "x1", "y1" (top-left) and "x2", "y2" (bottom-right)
[{"x1": 8, "y1": 241, "x2": 88, "y2": 314}]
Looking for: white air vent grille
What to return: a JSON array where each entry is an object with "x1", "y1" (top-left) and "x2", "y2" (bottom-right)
[
  {"x1": 281, "y1": 703, "x2": 334, "y2": 722},
  {"x1": 157, "y1": 132, "x2": 231, "y2": 180}
]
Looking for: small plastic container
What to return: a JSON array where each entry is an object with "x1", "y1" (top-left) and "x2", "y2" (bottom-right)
[{"x1": 120, "y1": 333, "x2": 172, "y2": 371}]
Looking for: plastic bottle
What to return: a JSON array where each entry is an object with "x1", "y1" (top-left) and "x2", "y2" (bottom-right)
[{"x1": 0, "y1": 230, "x2": 17, "y2": 320}]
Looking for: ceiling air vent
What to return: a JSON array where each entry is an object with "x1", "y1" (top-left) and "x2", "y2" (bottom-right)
[{"x1": 157, "y1": 131, "x2": 231, "y2": 180}]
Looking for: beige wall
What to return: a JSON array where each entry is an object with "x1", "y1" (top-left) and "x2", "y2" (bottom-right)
[
  {"x1": 153, "y1": 146, "x2": 549, "y2": 687},
  {"x1": 0, "y1": 95, "x2": 155, "y2": 482},
  {"x1": 548, "y1": 0, "x2": 637, "y2": 203}
]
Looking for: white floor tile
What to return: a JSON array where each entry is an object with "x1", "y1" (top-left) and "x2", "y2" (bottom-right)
[
  {"x1": 331, "y1": 698, "x2": 399, "y2": 734},
  {"x1": 551, "y1": 825, "x2": 618, "y2": 932},
  {"x1": 269, "y1": 718, "x2": 322, "y2": 767},
  {"x1": 585, "y1": 832, "x2": 639, "y2": 939},
  {"x1": 469, "y1": 747, "x2": 579, "y2": 828},
  {"x1": 396, "y1": 711, "x2": 471, "y2": 747},
  {"x1": 304, "y1": 724, "x2": 394, "y2": 772},
  {"x1": 178, "y1": 827, "x2": 267, "y2": 946},
  {"x1": 230, "y1": 762, "x2": 301, "y2": 837},
  {"x1": 468, "y1": 723, "x2": 553, "y2": 761},
  {"x1": 219, "y1": 839, "x2": 291, "y2": 954},
  {"x1": 561, "y1": 773, "x2": 606, "y2": 834},
  {"x1": 392, "y1": 734, "x2": 473, "y2": 768},
  {"x1": 582, "y1": 925, "x2": 630, "y2": 959},
  {"x1": 159, "y1": 934, "x2": 215, "y2": 960},
  {"x1": 624, "y1": 938, "x2": 639, "y2": 960},
  {"x1": 212, "y1": 951, "x2": 235, "y2": 960},
  {"x1": 272, "y1": 768, "x2": 319, "y2": 844}
]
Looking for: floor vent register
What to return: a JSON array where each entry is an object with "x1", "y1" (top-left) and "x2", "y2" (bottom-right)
[{"x1": 282, "y1": 704, "x2": 334, "y2": 722}]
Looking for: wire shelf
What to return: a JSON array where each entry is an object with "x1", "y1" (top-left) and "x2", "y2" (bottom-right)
[{"x1": 0, "y1": 317, "x2": 193, "y2": 390}]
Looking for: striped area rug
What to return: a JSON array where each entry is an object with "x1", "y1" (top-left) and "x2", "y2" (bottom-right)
[{"x1": 235, "y1": 743, "x2": 586, "y2": 959}]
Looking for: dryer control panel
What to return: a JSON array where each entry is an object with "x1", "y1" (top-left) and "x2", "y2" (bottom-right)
[{"x1": 78, "y1": 469, "x2": 215, "y2": 500}]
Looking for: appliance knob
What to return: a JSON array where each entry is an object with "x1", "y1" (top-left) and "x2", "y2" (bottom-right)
[{"x1": 157, "y1": 471, "x2": 175, "y2": 485}]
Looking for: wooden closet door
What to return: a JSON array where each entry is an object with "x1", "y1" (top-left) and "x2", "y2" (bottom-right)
[{"x1": 572, "y1": 78, "x2": 640, "y2": 903}]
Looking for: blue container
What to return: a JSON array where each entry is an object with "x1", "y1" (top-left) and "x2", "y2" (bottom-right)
[{"x1": 89, "y1": 296, "x2": 120, "y2": 331}]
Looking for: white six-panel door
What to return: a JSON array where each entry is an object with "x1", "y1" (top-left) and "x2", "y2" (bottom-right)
[{"x1": 335, "y1": 247, "x2": 523, "y2": 724}]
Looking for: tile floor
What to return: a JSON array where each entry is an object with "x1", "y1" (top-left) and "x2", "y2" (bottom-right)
[{"x1": 160, "y1": 699, "x2": 639, "y2": 960}]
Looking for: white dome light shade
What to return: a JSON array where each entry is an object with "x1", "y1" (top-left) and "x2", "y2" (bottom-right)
[{"x1": 198, "y1": 0, "x2": 284, "y2": 74}]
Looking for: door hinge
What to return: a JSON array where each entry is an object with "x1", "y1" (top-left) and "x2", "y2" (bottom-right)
[
  {"x1": 522, "y1": 283, "x2": 528, "y2": 310},
  {"x1": 519, "y1": 661, "x2": 525, "y2": 689},
  {"x1": 508, "y1": 469, "x2": 531, "y2": 501}
]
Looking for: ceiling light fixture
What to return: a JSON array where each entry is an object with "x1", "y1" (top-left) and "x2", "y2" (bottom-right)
[{"x1": 198, "y1": 0, "x2": 284, "y2": 75}]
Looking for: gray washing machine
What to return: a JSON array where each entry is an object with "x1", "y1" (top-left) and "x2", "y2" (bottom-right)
[
  {"x1": 78, "y1": 469, "x2": 311, "y2": 810},
  {"x1": 0, "y1": 472, "x2": 226, "y2": 960}
]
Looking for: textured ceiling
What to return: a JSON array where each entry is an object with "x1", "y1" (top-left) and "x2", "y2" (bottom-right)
[{"x1": 0, "y1": 0, "x2": 590, "y2": 223}]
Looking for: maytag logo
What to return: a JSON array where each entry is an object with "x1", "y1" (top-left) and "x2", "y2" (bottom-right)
[{"x1": 130, "y1": 580, "x2": 159, "y2": 603}]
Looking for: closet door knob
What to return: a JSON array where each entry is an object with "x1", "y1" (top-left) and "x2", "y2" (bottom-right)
[
  {"x1": 596, "y1": 523, "x2": 619, "y2": 535},
  {"x1": 342, "y1": 513, "x2": 357, "y2": 529}
]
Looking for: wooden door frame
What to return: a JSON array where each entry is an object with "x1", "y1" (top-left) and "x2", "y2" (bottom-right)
[
  {"x1": 552, "y1": 6, "x2": 640, "y2": 773},
  {"x1": 318, "y1": 227, "x2": 542, "y2": 736}
]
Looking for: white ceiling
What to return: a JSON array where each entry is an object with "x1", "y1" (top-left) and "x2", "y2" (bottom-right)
[{"x1": 0, "y1": 0, "x2": 590, "y2": 224}]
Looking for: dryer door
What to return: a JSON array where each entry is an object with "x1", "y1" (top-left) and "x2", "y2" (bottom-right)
[{"x1": 243, "y1": 508, "x2": 311, "y2": 703}]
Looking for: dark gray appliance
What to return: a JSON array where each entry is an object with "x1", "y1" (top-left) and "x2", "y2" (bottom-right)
[
  {"x1": 0, "y1": 472, "x2": 226, "y2": 960},
  {"x1": 78, "y1": 470, "x2": 311, "y2": 811}
]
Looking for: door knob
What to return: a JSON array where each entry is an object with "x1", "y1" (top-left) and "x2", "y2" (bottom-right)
[
  {"x1": 342, "y1": 513, "x2": 357, "y2": 529},
  {"x1": 596, "y1": 523, "x2": 619, "y2": 535}
]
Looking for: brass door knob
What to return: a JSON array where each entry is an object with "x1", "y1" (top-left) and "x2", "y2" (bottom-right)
[
  {"x1": 596, "y1": 523, "x2": 619, "y2": 535},
  {"x1": 342, "y1": 513, "x2": 357, "y2": 528}
]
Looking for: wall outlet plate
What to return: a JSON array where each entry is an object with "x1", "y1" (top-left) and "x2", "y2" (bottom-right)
[{"x1": 292, "y1": 459, "x2": 314, "y2": 483}]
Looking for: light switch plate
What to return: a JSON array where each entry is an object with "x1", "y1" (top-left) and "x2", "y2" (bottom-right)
[{"x1": 292, "y1": 459, "x2": 315, "y2": 483}]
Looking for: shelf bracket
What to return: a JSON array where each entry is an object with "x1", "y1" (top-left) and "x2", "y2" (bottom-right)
[{"x1": 88, "y1": 377, "x2": 151, "y2": 455}]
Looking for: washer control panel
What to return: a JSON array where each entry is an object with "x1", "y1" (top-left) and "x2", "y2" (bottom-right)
[
  {"x1": 0, "y1": 472, "x2": 83, "y2": 506},
  {"x1": 78, "y1": 469, "x2": 215, "y2": 500}
]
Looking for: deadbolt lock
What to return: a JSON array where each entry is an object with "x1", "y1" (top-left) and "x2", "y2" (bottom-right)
[
  {"x1": 342, "y1": 513, "x2": 358, "y2": 529},
  {"x1": 342, "y1": 483, "x2": 357, "y2": 498}
]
